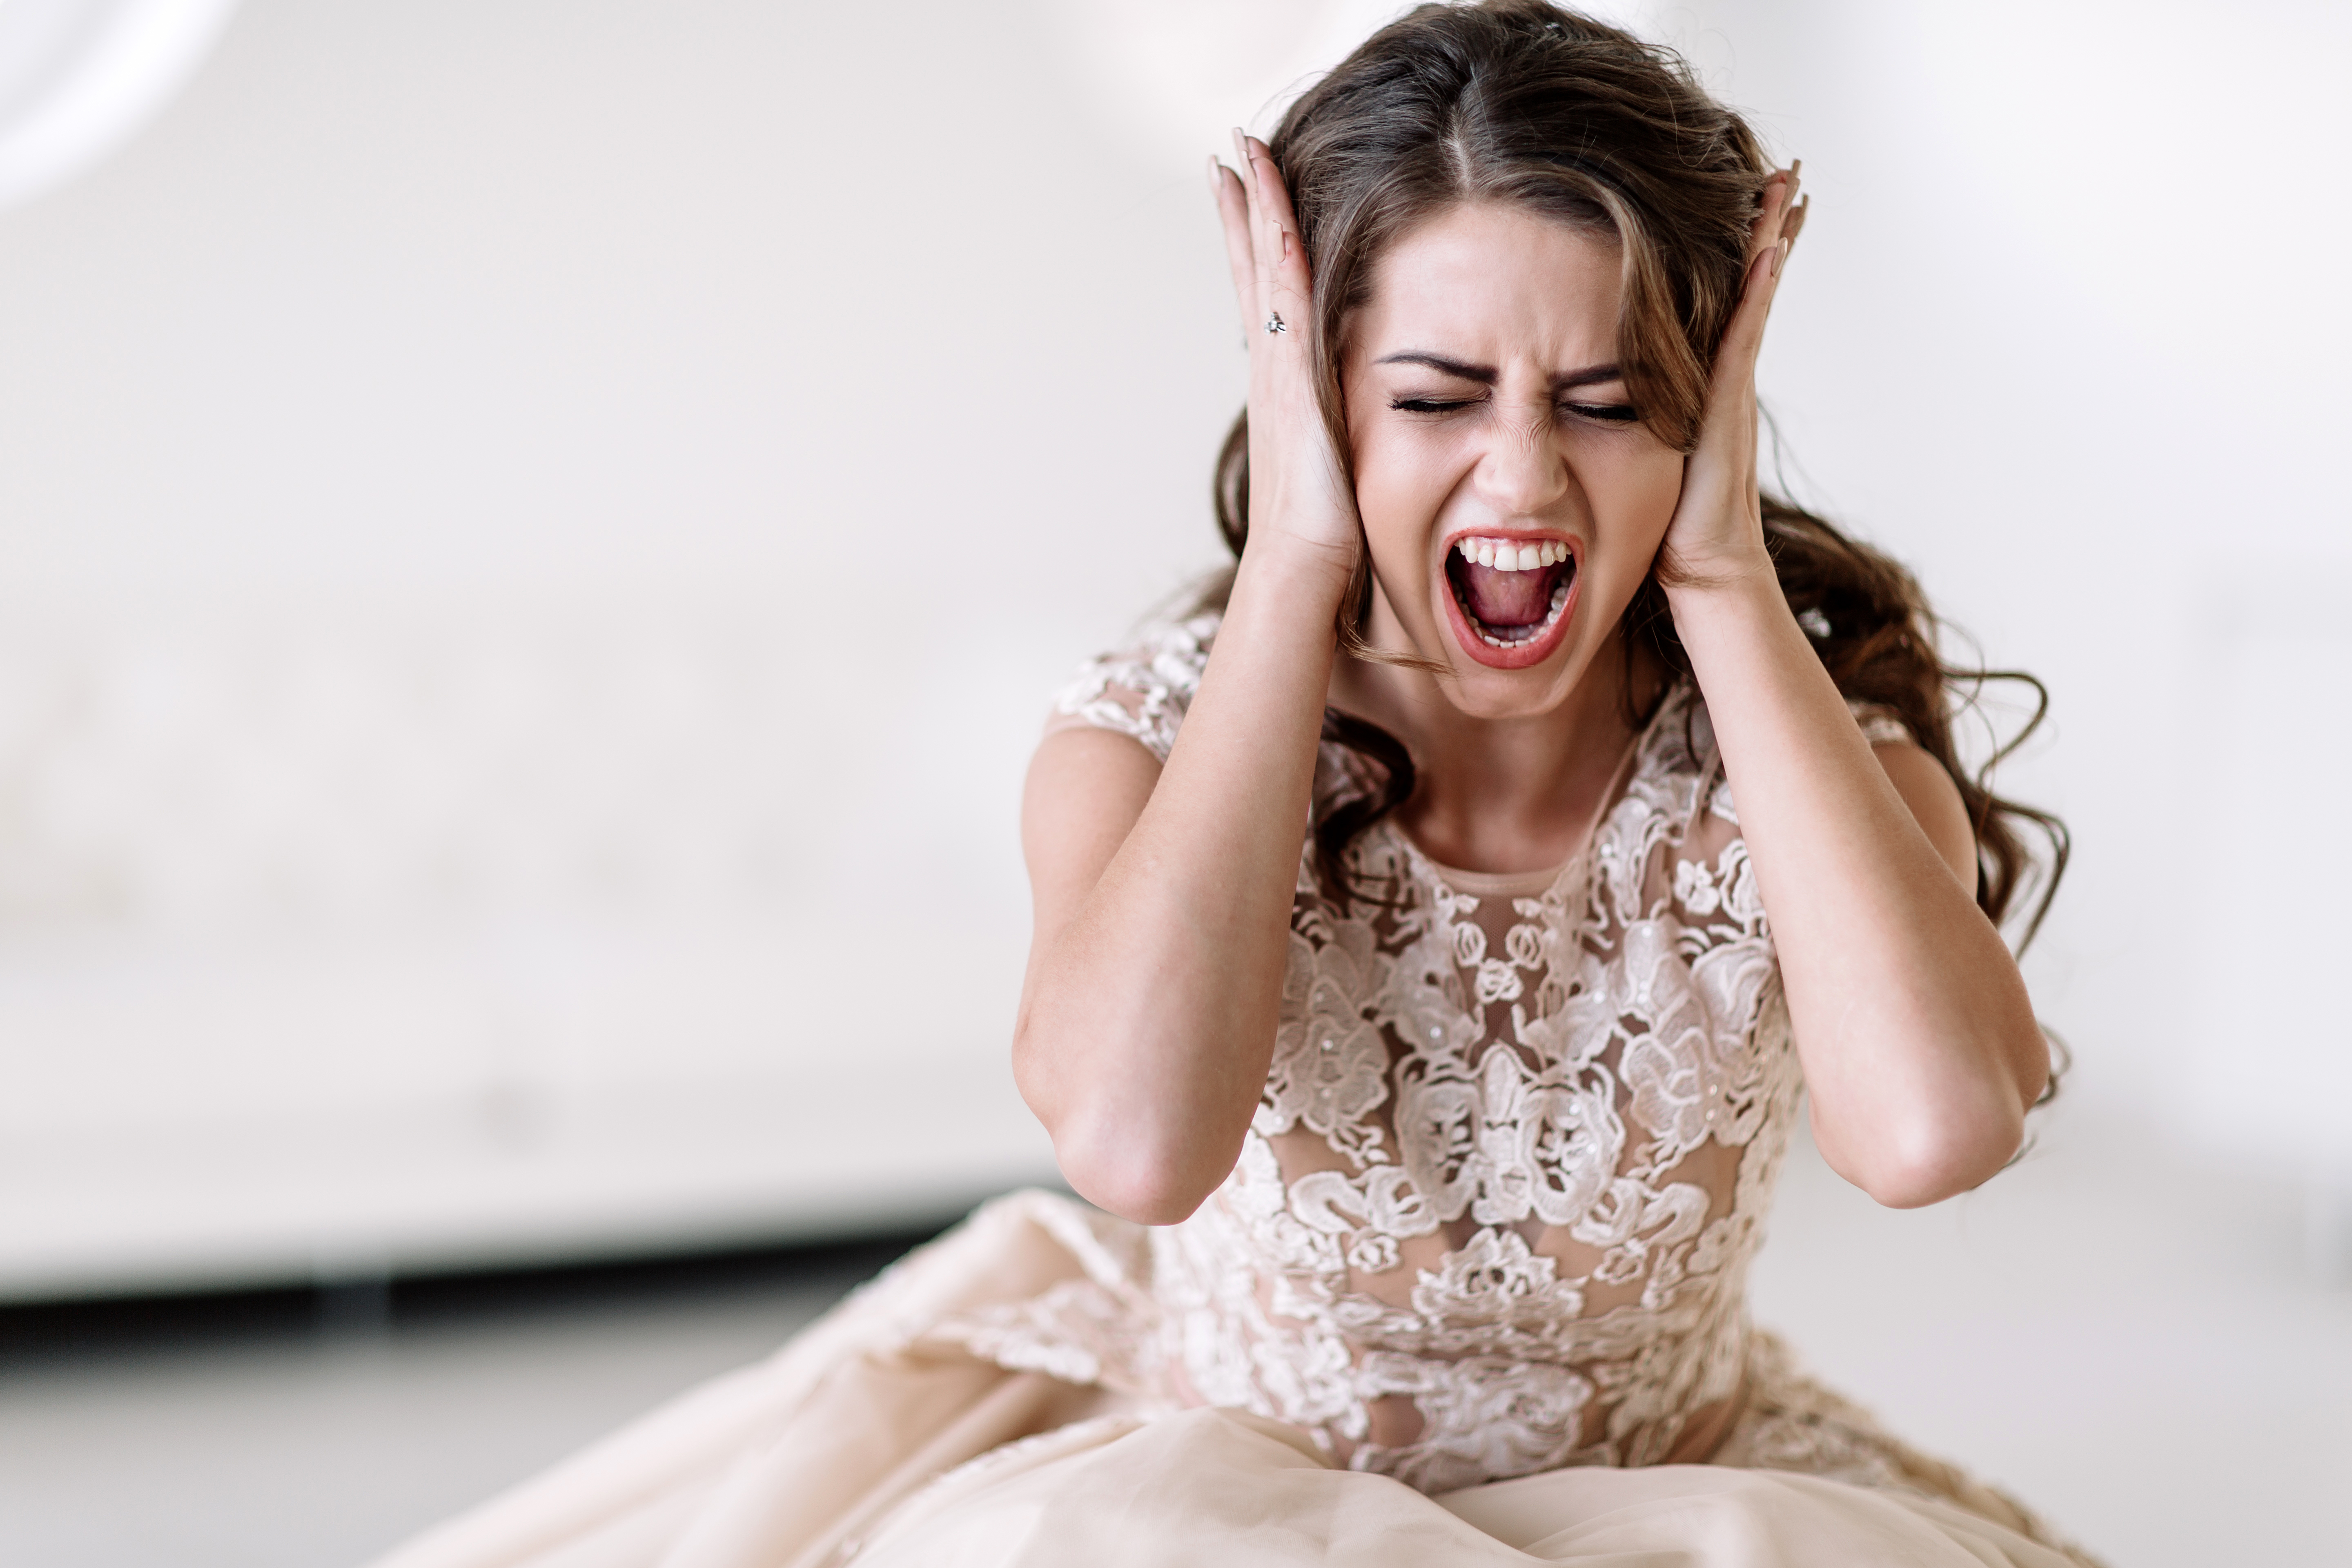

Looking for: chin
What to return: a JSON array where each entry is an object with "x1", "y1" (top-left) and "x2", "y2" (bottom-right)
[{"x1": 1436, "y1": 636, "x2": 1601, "y2": 721}]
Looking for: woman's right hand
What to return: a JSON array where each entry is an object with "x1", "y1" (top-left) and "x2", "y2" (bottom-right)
[
  {"x1": 1011, "y1": 138, "x2": 1364, "y2": 1222},
  {"x1": 1015, "y1": 138, "x2": 1362, "y2": 1227},
  {"x1": 1211, "y1": 134, "x2": 1362, "y2": 575}
]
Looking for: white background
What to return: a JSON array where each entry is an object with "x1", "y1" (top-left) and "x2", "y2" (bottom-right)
[{"x1": 0, "y1": 0, "x2": 2345, "y2": 1294}]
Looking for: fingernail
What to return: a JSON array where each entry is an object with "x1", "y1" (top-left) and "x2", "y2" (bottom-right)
[{"x1": 1280, "y1": 228, "x2": 1293, "y2": 263}]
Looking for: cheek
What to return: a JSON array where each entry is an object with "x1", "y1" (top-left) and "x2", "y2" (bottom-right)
[
  {"x1": 1598, "y1": 443, "x2": 1684, "y2": 537},
  {"x1": 1350, "y1": 425, "x2": 1459, "y2": 555},
  {"x1": 1581, "y1": 445, "x2": 1686, "y2": 596}
]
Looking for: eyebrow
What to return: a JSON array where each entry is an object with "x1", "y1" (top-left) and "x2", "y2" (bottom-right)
[{"x1": 1373, "y1": 351, "x2": 1624, "y2": 393}]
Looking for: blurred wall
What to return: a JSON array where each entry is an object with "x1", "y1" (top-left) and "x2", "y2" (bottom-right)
[
  {"x1": 0, "y1": 0, "x2": 1241, "y2": 1294},
  {"x1": 1604, "y1": 0, "x2": 2352, "y2": 1179},
  {"x1": 0, "y1": 0, "x2": 2342, "y2": 1295}
]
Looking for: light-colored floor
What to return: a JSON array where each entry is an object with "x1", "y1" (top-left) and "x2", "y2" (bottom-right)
[
  {"x1": 0, "y1": 1271, "x2": 869, "y2": 1568},
  {"x1": 1746, "y1": 1109, "x2": 2352, "y2": 1565},
  {"x1": 0, "y1": 1111, "x2": 2344, "y2": 1568}
]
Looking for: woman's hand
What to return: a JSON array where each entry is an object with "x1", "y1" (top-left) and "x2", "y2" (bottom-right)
[
  {"x1": 1012, "y1": 140, "x2": 1366, "y2": 1227},
  {"x1": 1657, "y1": 166, "x2": 2046, "y2": 1209},
  {"x1": 1658, "y1": 165, "x2": 1809, "y2": 586},
  {"x1": 1211, "y1": 134, "x2": 1361, "y2": 576}
]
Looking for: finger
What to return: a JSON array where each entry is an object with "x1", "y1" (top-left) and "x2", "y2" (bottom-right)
[
  {"x1": 1209, "y1": 157, "x2": 1258, "y2": 341},
  {"x1": 1689, "y1": 166, "x2": 1801, "y2": 475},
  {"x1": 1243, "y1": 136, "x2": 1312, "y2": 333},
  {"x1": 1749, "y1": 164, "x2": 1799, "y2": 260},
  {"x1": 1784, "y1": 194, "x2": 1810, "y2": 252},
  {"x1": 1776, "y1": 161, "x2": 1803, "y2": 251},
  {"x1": 1233, "y1": 128, "x2": 1270, "y2": 323},
  {"x1": 1706, "y1": 240, "x2": 1786, "y2": 416}
]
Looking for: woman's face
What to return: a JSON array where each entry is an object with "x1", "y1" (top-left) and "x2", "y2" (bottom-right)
[{"x1": 1343, "y1": 201, "x2": 1685, "y2": 719}]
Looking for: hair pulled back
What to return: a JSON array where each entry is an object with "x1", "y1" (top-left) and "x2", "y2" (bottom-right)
[{"x1": 1205, "y1": 0, "x2": 2066, "y2": 963}]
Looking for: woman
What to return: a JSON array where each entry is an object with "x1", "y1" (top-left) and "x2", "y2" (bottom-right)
[{"x1": 376, "y1": 4, "x2": 2093, "y2": 1564}]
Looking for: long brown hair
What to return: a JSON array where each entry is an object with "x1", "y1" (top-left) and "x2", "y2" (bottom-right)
[{"x1": 1205, "y1": 0, "x2": 2067, "y2": 962}]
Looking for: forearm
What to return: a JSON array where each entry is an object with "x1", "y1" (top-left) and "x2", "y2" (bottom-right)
[
  {"x1": 1016, "y1": 540, "x2": 1352, "y2": 1221},
  {"x1": 1667, "y1": 568, "x2": 2045, "y2": 1205}
]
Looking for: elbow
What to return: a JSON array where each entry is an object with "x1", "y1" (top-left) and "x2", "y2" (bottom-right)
[
  {"x1": 1854, "y1": 1156, "x2": 1989, "y2": 1212},
  {"x1": 1814, "y1": 1011, "x2": 2047, "y2": 1208},
  {"x1": 1053, "y1": 1127, "x2": 1218, "y2": 1225},
  {"x1": 1013, "y1": 984, "x2": 1254, "y2": 1224},
  {"x1": 1826, "y1": 1099, "x2": 2025, "y2": 1211},
  {"x1": 1016, "y1": 1044, "x2": 1227, "y2": 1227},
  {"x1": 1060, "y1": 1152, "x2": 1213, "y2": 1227}
]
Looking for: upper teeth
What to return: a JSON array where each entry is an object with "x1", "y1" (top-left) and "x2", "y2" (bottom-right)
[{"x1": 1457, "y1": 538, "x2": 1569, "y2": 572}]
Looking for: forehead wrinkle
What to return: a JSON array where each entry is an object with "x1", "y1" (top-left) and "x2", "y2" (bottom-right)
[
  {"x1": 1360, "y1": 296, "x2": 1615, "y2": 390},
  {"x1": 1361, "y1": 204, "x2": 1621, "y2": 384}
]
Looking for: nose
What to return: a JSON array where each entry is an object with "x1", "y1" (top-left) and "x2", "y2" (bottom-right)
[{"x1": 1473, "y1": 401, "x2": 1571, "y2": 518}]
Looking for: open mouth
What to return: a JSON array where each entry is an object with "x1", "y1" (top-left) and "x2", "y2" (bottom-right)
[{"x1": 1443, "y1": 535, "x2": 1577, "y2": 662}]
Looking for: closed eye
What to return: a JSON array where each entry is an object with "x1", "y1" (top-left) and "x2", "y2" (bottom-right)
[{"x1": 1390, "y1": 395, "x2": 1639, "y2": 423}]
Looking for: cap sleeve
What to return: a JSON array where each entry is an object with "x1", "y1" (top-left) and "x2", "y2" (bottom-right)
[
  {"x1": 1044, "y1": 612, "x2": 1220, "y2": 764},
  {"x1": 1848, "y1": 700, "x2": 1915, "y2": 748}
]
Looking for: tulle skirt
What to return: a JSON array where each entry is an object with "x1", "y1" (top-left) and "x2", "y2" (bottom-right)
[{"x1": 369, "y1": 1192, "x2": 2099, "y2": 1568}]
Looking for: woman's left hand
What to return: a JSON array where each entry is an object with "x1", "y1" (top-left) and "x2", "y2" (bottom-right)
[
  {"x1": 1659, "y1": 165, "x2": 1808, "y2": 584},
  {"x1": 1656, "y1": 163, "x2": 2049, "y2": 1210}
]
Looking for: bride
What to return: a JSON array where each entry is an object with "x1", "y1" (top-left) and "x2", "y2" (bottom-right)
[{"x1": 376, "y1": 4, "x2": 2097, "y2": 1564}]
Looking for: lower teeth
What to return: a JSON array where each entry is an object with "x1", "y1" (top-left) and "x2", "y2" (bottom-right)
[{"x1": 1460, "y1": 576, "x2": 1572, "y2": 649}]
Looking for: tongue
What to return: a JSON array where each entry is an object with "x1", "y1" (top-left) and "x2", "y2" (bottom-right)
[{"x1": 1461, "y1": 562, "x2": 1556, "y2": 628}]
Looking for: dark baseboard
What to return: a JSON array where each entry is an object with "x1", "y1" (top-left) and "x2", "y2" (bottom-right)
[{"x1": 0, "y1": 1220, "x2": 954, "y2": 1370}]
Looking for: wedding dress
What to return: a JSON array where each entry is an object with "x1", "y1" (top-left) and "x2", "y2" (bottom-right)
[{"x1": 372, "y1": 614, "x2": 2100, "y2": 1568}]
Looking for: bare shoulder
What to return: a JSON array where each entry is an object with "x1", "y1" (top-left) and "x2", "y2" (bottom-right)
[
  {"x1": 1026, "y1": 724, "x2": 1163, "y2": 813},
  {"x1": 1022, "y1": 726, "x2": 1163, "y2": 937}
]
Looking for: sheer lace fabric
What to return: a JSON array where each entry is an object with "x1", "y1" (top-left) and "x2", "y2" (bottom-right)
[
  {"x1": 363, "y1": 613, "x2": 2105, "y2": 1568},
  {"x1": 1032, "y1": 614, "x2": 1920, "y2": 1492}
]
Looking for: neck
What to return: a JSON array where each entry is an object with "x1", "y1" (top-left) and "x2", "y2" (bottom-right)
[{"x1": 1330, "y1": 602, "x2": 1666, "y2": 877}]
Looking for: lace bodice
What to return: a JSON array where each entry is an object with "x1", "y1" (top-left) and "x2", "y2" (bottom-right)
[{"x1": 1019, "y1": 613, "x2": 1911, "y2": 1493}]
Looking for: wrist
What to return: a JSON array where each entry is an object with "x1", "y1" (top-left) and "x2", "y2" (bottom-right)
[
  {"x1": 1659, "y1": 543, "x2": 1780, "y2": 615},
  {"x1": 1659, "y1": 551, "x2": 1797, "y2": 659},
  {"x1": 1234, "y1": 526, "x2": 1357, "y2": 612}
]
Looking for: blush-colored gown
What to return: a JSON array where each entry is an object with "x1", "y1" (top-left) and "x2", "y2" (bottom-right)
[{"x1": 372, "y1": 615, "x2": 2101, "y2": 1568}]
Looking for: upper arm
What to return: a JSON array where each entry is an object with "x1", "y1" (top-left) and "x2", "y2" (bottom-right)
[
  {"x1": 1020, "y1": 725, "x2": 1163, "y2": 964},
  {"x1": 1872, "y1": 741, "x2": 1978, "y2": 895}
]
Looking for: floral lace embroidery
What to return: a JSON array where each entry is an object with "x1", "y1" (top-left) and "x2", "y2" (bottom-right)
[
  {"x1": 1852, "y1": 706, "x2": 1913, "y2": 748},
  {"x1": 1041, "y1": 618, "x2": 1915, "y2": 1493},
  {"x1": 1047, "y1": 613, "x2": 1218, "y2": 761}
]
